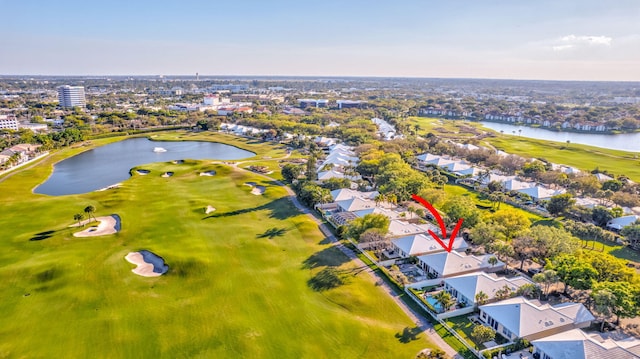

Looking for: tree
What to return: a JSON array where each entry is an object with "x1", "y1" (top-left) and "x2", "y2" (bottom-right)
[
  {"x1": 470, "y1": 325, "x2": 495, "y2": 345},
  {"x1": 442, "y1": 196, "x2": 481, "y2": 229},
  {"x1": 488, "y1": 209, "x2": 530, "y2": 239},
  {"x1": 359, "y1": 228, "x2": 389, "y2": 255},
  {"x1": 488, "y1": 256, "x2": 498, "y2": 267},
  {"x1": 281, "y1": 164, "x2": 302, "y2": 183},
  {"x1": 532, "y1": 270, "x2": 558, "y2": 299},
  {"x1": 84, "y1": 205, "x2": 96, "y2": 222},
  {"x1": 591, "y1": 281, "x2": 638, "y2": 325},
  {"x1": 546, "y1": 193, "x2": 575, "y2": 216},
  {"x1": 73, "y1": 213, "x2": 84, "y2": 227},
  {"x1": 346, "y1": 214, "x2": 390, "y2": 241},
  {"x1": 468, "y1": 222, "x2": 506, "y2": 246},
  {"x1": 512, "y1": 234, "x2": 536, "y2": 270},
  {"x1": 494, "y1": 285, "x2": 514, "y2": 300},
  {"x1": 621, "y1": 223, "x2": 640, "y2": 250},
  {"x1": 592, "y1": 206, "x2": 614, "y2": 227},
  {"x1": 550, "y1": 254, "x2": 598, "y2": 293},
  {"x1": 516, "y1": 283, "x2": 540, "y2": 299},
  {"x1": 475, "y1": 291, "x2": 489, "y2": 305},
  {"x1": 591, "y1": 288, "x2": 616, "y2": 331},
  {"x1": 433, "y1": 290, "x2": 455, "y2": 312}
]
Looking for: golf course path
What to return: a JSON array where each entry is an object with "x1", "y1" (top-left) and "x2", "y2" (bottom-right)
[{"x1": 231, "y1": 164, "x2": 460, "y2": 358}]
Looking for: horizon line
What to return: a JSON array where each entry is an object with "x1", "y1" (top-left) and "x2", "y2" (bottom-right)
[{"x1": 1, "y1": 74, "x2": 640, "y2": 83}]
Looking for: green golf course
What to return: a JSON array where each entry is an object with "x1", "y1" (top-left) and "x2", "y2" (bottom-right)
[{"x1": 0, "y1": 134, "x2": 433, "y2": 358}]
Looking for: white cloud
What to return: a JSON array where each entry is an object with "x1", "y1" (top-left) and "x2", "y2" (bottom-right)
[{"x1": 552, "y1": 34, "x2": 612, "y2": 51}]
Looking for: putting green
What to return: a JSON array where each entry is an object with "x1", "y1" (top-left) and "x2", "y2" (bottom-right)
[{"x1": 0, "y1": 137, "x2": 434, "y2": 358}]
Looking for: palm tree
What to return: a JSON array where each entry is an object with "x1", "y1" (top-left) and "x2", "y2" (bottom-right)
[
  {"x1": 73, "y1": 213, "x2": 84, "y2": 227},
  {"x1": 488, "y1": 256, "x2": 498, "y2": 267},
  {"x1": 84, "y1": 205, "x2": 96, "y2": 222},
  {"x1": 433, "y1": 290, "x2": 455, "y2": 312},
  {"x1": 475, "y1": 291, "x2": 489, "y2": 305}
]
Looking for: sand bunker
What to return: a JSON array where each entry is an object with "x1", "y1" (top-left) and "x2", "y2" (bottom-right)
[
  {"x1": 125, "y1": 250, "x2": 169, "y2": 277},
  {"x1": 97, "y1": 183, "x2": 122, "y2": 191},
  {"x1": 245, "y1": 182, "x2": 266, "y2": 195},
  {"x1": 205, "y1": 205, "x2": 216, "y2": 214},
  {"x1": 199, "y1": 170, "x2": 216, "y2": 176},
  {"x1": 161, "y1": 172, "x2": 174, "y2": 177},
  {"x1": 73, "y1": 215, "x2": 121, "y2": 237},
  {"x1": 136, "y1": 169, "x2": 150, "y2": 175}
]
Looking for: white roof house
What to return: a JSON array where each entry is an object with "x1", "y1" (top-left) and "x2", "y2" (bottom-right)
[
  {"x1": 386, "y1": 219, "x2": 440, "y2": 238},
  {"x1": 417, "y1": 251, "x2": 503, "y2": 279},
  {"x1": 416, "y1": 153, "x2": 443, "y2": 163},
  {"x1": 531, "y1": 328, "x2": 640, "y2": 359},
  {"x1": 335, "y1": 197, "x2": 376, "y2": 212},
  {"x1": 443, "y1": 272, "x2": 534, "y2": 307},
  {"x1": 317, "y1": 169, "x2": 361, "y2": 182},
  {"x1": 353, "y1": 207, "x2": 401, "y2": 220},
  {"x1": 391, "y1": 233, "x2": 469, "y2": 258},
  {"x1": 606, "y1": 215, "x2": 640, "y2": 231},
  {"x1": 479, "y1": 297, "x2": 595, "y2": 341},
  {"x1": 517, "y1": 186, "x2": 564, "y2": 201},
  {"x1": 503, "y1": 179, "x2": 535, "y2": 191},
  {"x1": 330, "y1": 188, "x2": 379, "y2": 202}
]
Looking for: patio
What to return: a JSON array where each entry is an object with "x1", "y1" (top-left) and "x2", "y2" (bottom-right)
[{"x1": 398, "y1": 263, "x2": 427, "y2": 282}]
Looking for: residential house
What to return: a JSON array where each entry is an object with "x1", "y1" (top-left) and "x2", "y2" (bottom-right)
[
  {"x1": 531, "y1": 328, "x2": 640, "y2": 359},
  {"x1": 330, "y1": 188, "x2": 379, "y2": 202},
  {"x1": 443, "y1": 272, "x2": 534, "y2": 307},
  {"x1": 478, "y1": 297, "x2": 595, "y2": 341},
  {"x1": 517, "y1": 186, "x2": 564, "y2": 201},
  {"x1": 416, "y1": 251, "x2": 503, "y2": 279},
  {"x1": 606, "y1": 214, "x2": 639, "y2": 231},
  {"x1": 390, "y1": 233, "x2": 469, "y2": 258}
]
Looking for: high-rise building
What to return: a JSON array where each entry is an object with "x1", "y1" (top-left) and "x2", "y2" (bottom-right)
[{"x1": 57, "y1": 85, "x2": 86, "y2": 108}]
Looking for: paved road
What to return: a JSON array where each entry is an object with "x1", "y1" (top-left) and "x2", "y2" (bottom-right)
[{"x1": 232, "y1": 162, "x2": 460, "y2": 358}]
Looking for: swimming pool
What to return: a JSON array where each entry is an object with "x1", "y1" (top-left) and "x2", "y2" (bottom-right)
[{"x1": 425, "y1": 295, "x2": 444, "y2": 312}]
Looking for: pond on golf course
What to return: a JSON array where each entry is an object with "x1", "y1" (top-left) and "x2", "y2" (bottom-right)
[{"x1": 35, "y1": 138, "x2": 255, "y2": 195}]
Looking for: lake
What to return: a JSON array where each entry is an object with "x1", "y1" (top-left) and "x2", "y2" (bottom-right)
[
  {"x1": 35, "y1": 138, "x2": 255, "y2": 195},
  {"x1": 480, "y1": 122, "x2": 640, "y2": 152}
]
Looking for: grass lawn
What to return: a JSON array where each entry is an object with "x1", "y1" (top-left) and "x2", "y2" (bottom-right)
[
  {"x1": 580, "y1": 238, "x2": 640, "y2": 265},
  {"x1": 0, "y1": 134, "x2": 436, "y2": 358},
  {"x1": 483, "y1": 135, "x2": 640, "y2": 182},
  {"x1": 444, "y1": 184, "x2": 543, "y2": 222}
]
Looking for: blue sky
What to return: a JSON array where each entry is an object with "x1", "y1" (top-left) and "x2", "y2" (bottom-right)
[{"x1": 2, "y1": 0, "x2": 639, "y2": 80}]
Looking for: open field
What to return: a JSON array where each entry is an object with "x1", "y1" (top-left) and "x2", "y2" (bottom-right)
[{"x1": 0, "y1": 135, "x2": 434, "y2": 358}]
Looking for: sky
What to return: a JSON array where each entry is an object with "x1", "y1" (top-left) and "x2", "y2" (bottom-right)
[{"x1": 2, "y1": 0, "x2": 640, "y2": 81}]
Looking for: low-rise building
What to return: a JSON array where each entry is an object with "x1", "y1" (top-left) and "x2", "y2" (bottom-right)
[
  {"x1": 478, "y1": 297, "x2": 595, "y2": 341},
  {"x1": 531, "y1": 328, "x2": 640, "y2": 359}
]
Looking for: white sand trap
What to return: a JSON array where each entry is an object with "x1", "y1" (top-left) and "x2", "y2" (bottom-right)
[
  {"x1": 199, "y1": 170, "x2": 216, "y2": 176},
  {"x1": 73, "y1": 215, "x2": 121, "y2": 237},
  {"x1": 136, "y1": 169, "x2": 150, "y2": 175},
  {"x1": 161, "y1": 172, "x2": 174, "y2": 177},
  {"x1": 205, "y1": 205, "x2": 216, "y2": 214},
  {"x1": 245, "y1": 182, "x2": 266, "y2": 195},
  {"x1": 97, "y1": 183, "x2": 122, "y2": 191},
  {"x1": 125, "y1": 250, "x2": 169, "y2": 277}
]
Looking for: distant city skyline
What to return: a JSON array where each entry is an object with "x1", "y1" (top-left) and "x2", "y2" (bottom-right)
[{"x1": 2, "y1": 0, "x2": 640, "y2": 81}]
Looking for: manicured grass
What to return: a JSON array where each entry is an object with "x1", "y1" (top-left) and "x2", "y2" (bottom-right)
[
  {"x1": 445, "y1": 316, "x2": 484, "y2": 350},
  {"x1": 483, "y1": 135, "x2": 640, "y2": 182},
  {"x1": 444, "y1": 184, "x2": 542, "y2": 222},
  {"x1": 0, "y1": 136, "x2": 436, "y2": 358}
]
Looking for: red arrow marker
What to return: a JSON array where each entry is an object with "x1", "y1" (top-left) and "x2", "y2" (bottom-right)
[{"x1": 411, "y1": 194, "x2": 464, "y2": 253}]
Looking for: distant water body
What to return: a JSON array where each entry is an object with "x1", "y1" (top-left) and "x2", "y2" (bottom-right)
[
  {"x1": 35, "y1": 138, "x2": 254, "y2": 196},
  {"x1": 481, "y1": 122, "x2": 640, "y2": 152}
]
